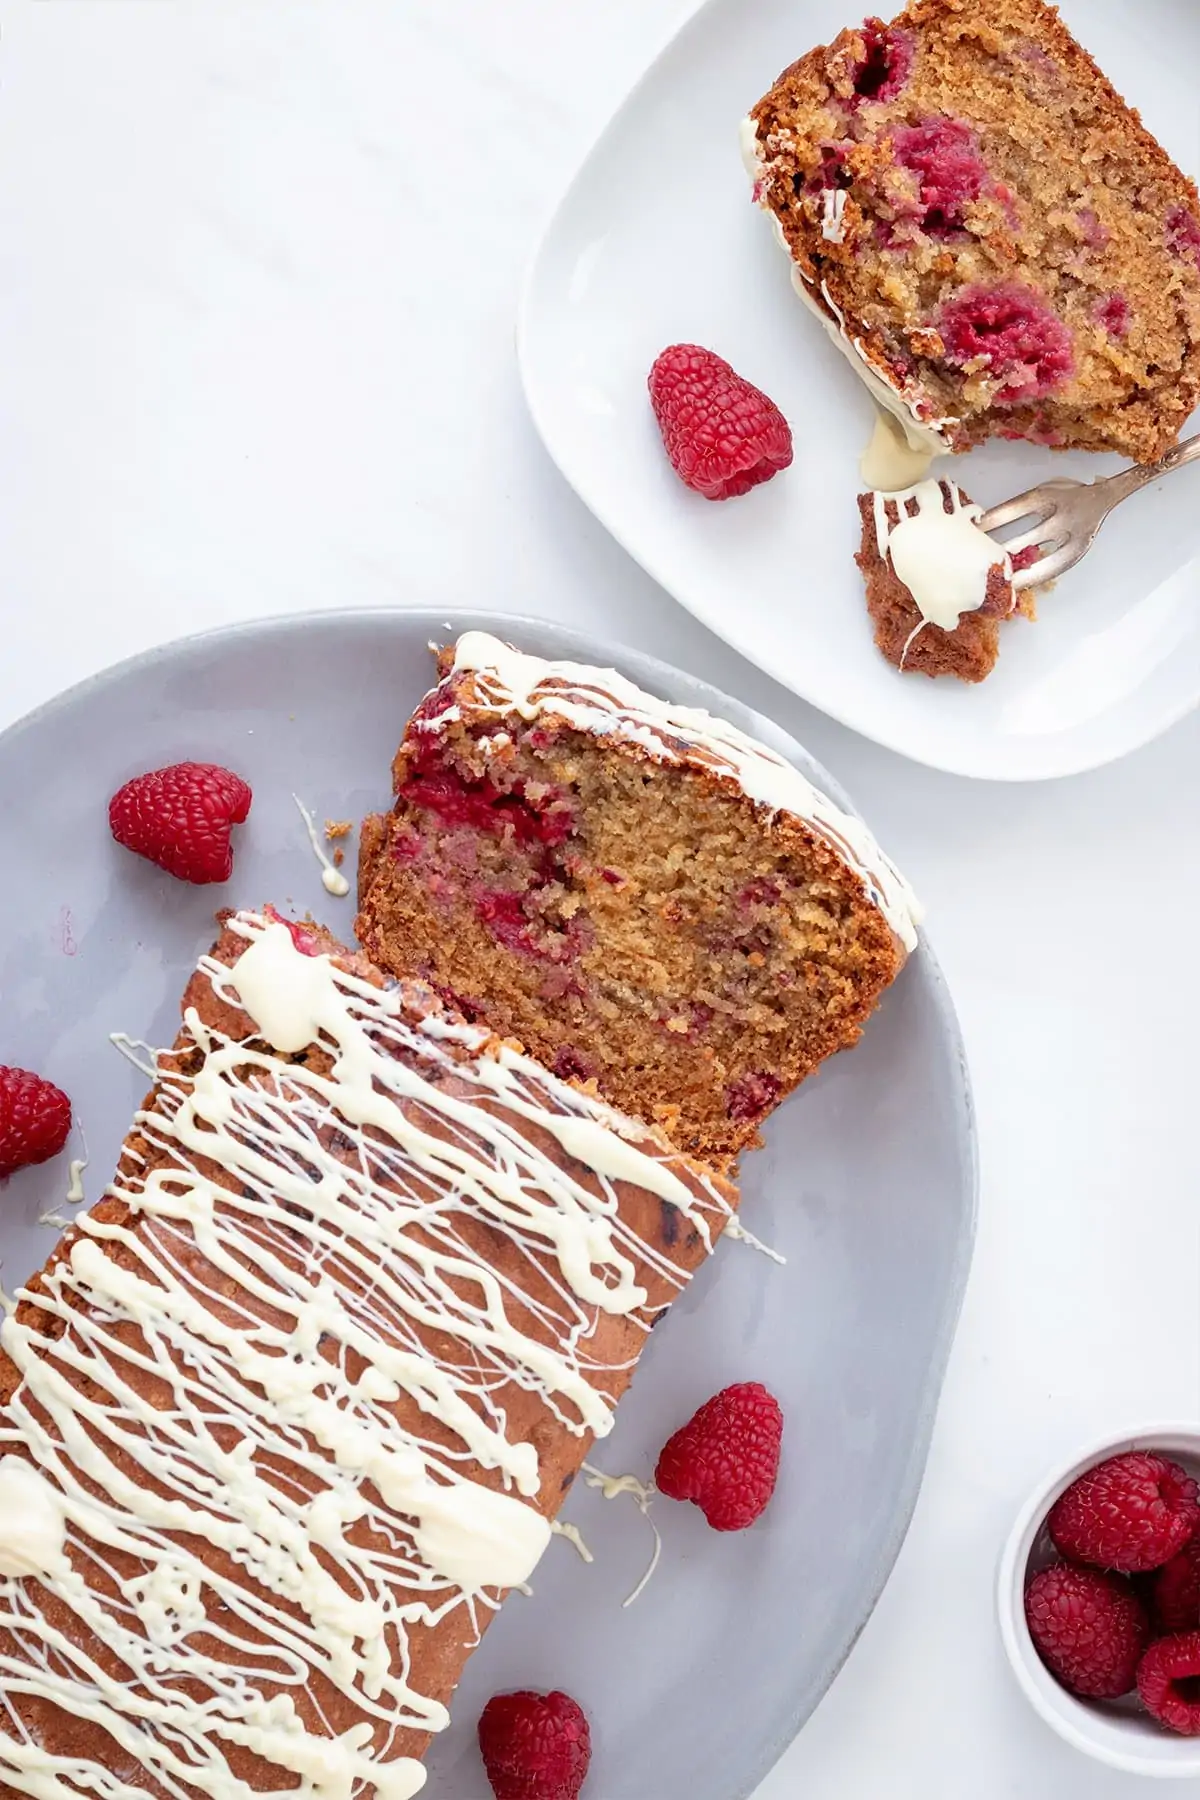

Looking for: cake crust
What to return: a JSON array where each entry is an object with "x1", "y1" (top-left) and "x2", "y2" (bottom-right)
[
  {"x1": 0, "y1": 912, "x2": 736, "y2": 1797},
  {"x1": 748, "y1": 0, "x2": 1200, "y2": 462}
]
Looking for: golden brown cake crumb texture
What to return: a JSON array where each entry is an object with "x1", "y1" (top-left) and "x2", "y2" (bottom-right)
[
  {"x1": 0, "y1": 917, "x2": 737, "y2": 1794},
  {"x1": 751, "y1": 0, "x2": 1200, "y2": 461},
  {"x1": 356, "y1": 660, "x2": 905, "y2": 1165}
]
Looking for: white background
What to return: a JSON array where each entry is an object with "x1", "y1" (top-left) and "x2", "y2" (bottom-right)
[{"x1": 0, "y1": 2, "x2": 1198, "y2": 1795}]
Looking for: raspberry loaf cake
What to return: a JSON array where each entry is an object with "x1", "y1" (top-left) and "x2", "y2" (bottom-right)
[
  {"x1": 856, "y1": 478, "x2": 1038, "y2": 681},
  {"x1": 0, "y1": 910, "x2": 736, "y2": 1797},
  {"x1": 356, "y1": 633, "x2": 921, "y2": 1164},
  {"x1": 744, "y1": 0, "x2": 1200, "y2": 462}
]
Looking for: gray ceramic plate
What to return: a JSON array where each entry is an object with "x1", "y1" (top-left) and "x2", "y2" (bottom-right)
[{"x1": 0, "y1": 609, "x2": 975, "y2": 1799}]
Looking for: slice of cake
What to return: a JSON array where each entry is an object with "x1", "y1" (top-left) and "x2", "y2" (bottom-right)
[
  {"x1": 356, "y1": 633, "x2": 921, "y2": 1164},
  {"x1": 0, "y1": 910, "x2": 736, "y2": 1797},
  {"x1": 744, "y1": 0, "x2": 1200, "y2": 462},
  {"x1": 856, "y1": 478, "x2": 1038, "y2": 681}
]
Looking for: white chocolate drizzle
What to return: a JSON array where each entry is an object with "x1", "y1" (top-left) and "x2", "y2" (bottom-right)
[
  {"x1": 798, "y1": 272, "x2": 955, "y2": 451},
  {"x1": 39, "y1": 1144, "x2": 90, "y2": 1232},
  {"x1": 739, "y1": 114, "x2": 956, "y2": 451},
  {"x1": 821, "y1": 189, "x2": 848, "y2": 242},
  {"x1": 433, "y1": 633, "x2": 922, "y2": 953},
  {"x1": 551, "y1": 1519, "x2": 594, "y2": 1563},
  {"x1": 0, "y1": 914, "x2": 733, "y2": 1799},
  {"x1": 872, "y1": 480, "x2": 1011, "y2": 632},
  {"x1": 294, "y1": 793, "x2": 351, "y2": 898},
  {"x1": 581, "y1": 1464, "x2": 661, "y2": 1608},
  {"x1": 723, "y1": 1217, "x2": 787, "y2": 1266},
  {"x1": 108, "y1": 1033, "x2": 158, "y2": 1079}
]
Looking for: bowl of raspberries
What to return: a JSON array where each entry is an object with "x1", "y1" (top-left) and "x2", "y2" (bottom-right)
[{"x1": 999, "y1": 1427, "x2": 1200, "y2": 1775}]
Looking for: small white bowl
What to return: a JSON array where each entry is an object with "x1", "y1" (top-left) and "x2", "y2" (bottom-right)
[{"x1": 998, "y1": 1424, "x2": 1200, "y2": 1778}]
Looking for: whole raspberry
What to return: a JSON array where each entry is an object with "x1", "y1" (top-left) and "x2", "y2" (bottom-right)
[
  {"x1": 1024, "y1": 1562, "x2": 1148, "y2": 1698},
  {"x1": 1048, "y1": 1451, "x2": 1200, "y2": 1572},
  {"x1": 109, "y1": 762, "x2": 252, "y2": 885},
  {"x1": 648, "y1": 345, "x2": 793, "y2": 500},
  {"x1": 0, "y1": 1067, "x2": 72, "y2": 1181},
  {"x1": 655, "y1": 1380, "x2": 783, "y2": 1531},
  {"x1": 1153, "y1": 1538, "x2": 1200, "y2": 1633},
  {"x1": 1138, "y1": 1631, "x2": 1200, "y2": 1735},
  {"x1": 478, "y1": 1690, "x2": 591, "y2": 1800}
]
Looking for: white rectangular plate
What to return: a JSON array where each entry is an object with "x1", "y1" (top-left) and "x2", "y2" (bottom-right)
[{"x1": 519, "y1": 0, "x2": 1200, "y2": 780}]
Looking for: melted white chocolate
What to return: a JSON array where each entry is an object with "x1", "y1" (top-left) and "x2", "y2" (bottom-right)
[
  {"x1": 821, "y1": 189, "x2": 848, "y2": 242},
  {"x1": 551, "y1": 1519, "x2": 594, "y2": 1563},
  {"x1": 723, "y1": 1217, "x2": 787, "y2": 1266},
  {"x1": 581, "y1": 1464, "x2": 661, "y2": 1607},
  {"x1": 0, "y1": 1459, "x2": 69, "y2": 1579},
  {"x1": 860, "y1": 409, "x2": 937, "y2": 492},
  {"x1": 294, "y1": 793, "x2": 351, "y2": 898},
  {"x1": 873, "y1": 481, "x2": 1011, "y2": 632},
  {"x1": 438, "y1": 633, "x2": 922, "y2": 954},
  {"x1": 0, "y1": 914, "x2": 733, "y2": 1799}
]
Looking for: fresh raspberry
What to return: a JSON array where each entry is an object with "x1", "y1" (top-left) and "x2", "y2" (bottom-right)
[
  {"x1": 1153, "y1": 1538, "x2": 1200, "y2": 1633},
  {"x1": 938, "y1": 285, "x2": 1074, "y2": 403},
  {"x1": 1048, "y1": 1451, "x2": 1200, "y2": 1573},
  {"x1": 0, "y1": 1067, "x2": 72, "y2": 1181},
  {"x1": 109, "y1": 762, "x2": 252, "y2": 885},
  {"x1": 1138, "y1": 1631, "x2": 1200, "y2": 1734},
  {"x1": 648, "y1": 345, "x2": 793, "y2": 501},
  {"x1": 655, "y1": 1381, "x2": 783, "y2": 1531},
  {"x1": 478, "y1": 1690, "x2": 591, "y2": 1800},
  {"x1": 1024, "y1": 1563, "x2": 1148, "y2": 1698}
]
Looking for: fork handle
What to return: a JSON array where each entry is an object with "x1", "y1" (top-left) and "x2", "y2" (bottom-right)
[{"x1": 1101, "y1": 431, "x2": 1200, "y2": 503}]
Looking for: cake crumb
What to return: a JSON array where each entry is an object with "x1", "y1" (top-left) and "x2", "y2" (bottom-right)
[
  {"x1": 325, "y1": 820, "x2": 353, "y2": 841},
  {"x1": 747, "y1": 0, "x2": 1200, "y2": 463},
  {"x1": 356, "y1": 641, "x2": 913, "y2": 1162}
]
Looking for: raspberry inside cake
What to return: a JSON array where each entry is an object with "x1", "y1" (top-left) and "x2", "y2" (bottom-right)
[
  {"x1": 745, "y1": 0, "x2": 1200, "y2": 462},
  {"x1": 356, "y1": 634, "x2": 921, "y2": 1163}
]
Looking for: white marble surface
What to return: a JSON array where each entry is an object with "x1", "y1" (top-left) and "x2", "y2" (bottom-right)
[{"x1": 1, "y1": 2, "x2": 1198, "y2": 1795}]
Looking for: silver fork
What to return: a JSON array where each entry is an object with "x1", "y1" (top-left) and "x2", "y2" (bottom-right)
[{"x1": 977, "y1": 431, "x2": 1200, "y2": 591}]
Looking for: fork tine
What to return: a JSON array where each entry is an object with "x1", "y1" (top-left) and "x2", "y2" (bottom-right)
[
  {"x1": 1011, "y1": 542, "x2": 1080, "y2": 591},
  {"x1": 976, "y1": 493, "x2": 1056, "y2": 533},
  {"x1": 1002, "y1": 524, "x2": 1065, "y2": 558}
]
